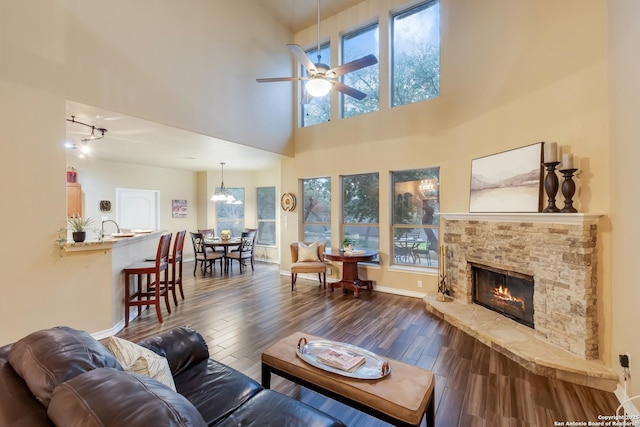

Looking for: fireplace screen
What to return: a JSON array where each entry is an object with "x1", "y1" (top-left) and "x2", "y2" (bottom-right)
[{"x1": 472, "y1": 265, "x2": 534, "y2": 328}]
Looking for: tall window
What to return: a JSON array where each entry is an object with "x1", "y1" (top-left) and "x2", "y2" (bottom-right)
[
  {"x1": 342, "y1": 173, "x2": 379, "y2": 251},
  {"x1": 391, "y1": 168, "x2": 440, "y2": 268},
  {"x1": 391, "y1": 0, "x2": 440, "y2": 107},
  {"x1": 301, "y1": 43, "x2": 331, "y2": 127},
  {"x1": 215, "y1": 188, "x2": 244, "y2": 237},
  {"x1": 341, "y1": 23, "x2": 379, "y2": 118},
  {"x1": 301, "y1": 177, "x2": 331, "y2": 246},
  {"x1": 256, "y1": 186, "x2": 276, "y2": 246}
]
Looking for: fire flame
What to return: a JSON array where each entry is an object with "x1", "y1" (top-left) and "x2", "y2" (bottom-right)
[{"x1": 492, "y1": 285, "x2": 526, "y2": 312}]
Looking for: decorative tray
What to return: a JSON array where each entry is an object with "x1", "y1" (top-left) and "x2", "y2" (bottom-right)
[{"x1": 295, "y1": 338, "x2": 390, "y2": 379}]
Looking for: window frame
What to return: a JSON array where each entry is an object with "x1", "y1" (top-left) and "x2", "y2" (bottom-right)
[
  {"x1": 390, "y1": 0, "x2": 441, "y2": 108},
  {"x1": 390, "y1": 167, "x2": 440, "y2": 269},
  {"x1": 300, "y1": 177, "x2": 332, "y2": 247},
  {"x1": 340, "y1": 21, "x2": 380, "y2": 119},
  {"x1": 341, "y1": 172, "x2": 380, "y2": 256},
  {"x1": 214, "y1": 187, "x2": 245, "y2": 237},
  {"x1": 301, "y1": 42, "x2": 331, "y2": 128},
  {"x1": 256, "y1": 186, "x2": 276, "y2": 247}
]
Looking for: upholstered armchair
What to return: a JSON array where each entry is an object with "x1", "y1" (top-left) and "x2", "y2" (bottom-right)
[{"x1": 290, "y1": 242, "x2": 327, "y2": 291}]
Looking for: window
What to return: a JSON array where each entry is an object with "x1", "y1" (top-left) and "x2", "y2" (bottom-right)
[
  {"x1": 391, "y1": 168, "x2": 440, "y2": 268},
  {"x1": 215, "y1": 188, "x2": 244, "y2": 237},
  {"x1": 301, "y1": 43, "x2": 331, "y2": 127},
  {"x1": 391, "y1": 0, "x2": 440, "y2": 107},
  {"x1": 301, "y1": 177, "x2": 331, "y2": 246},
  {"x1": 342, "y1": 173, "x2": 379, "y2": 252},
  {"x1": 341, "y1": 23, "x2": 379, "y2": 118},
  {"x1": 256, "y1": 186, "x2": 276, "y2": 246}
]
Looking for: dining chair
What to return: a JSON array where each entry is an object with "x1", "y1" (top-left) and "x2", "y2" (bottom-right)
[
  {"x1": 198, "y1": 229, "x2": 224, "y2": 253},
  {"x1": 190, "y1": 232, "x2": 224, "y2": 275},
  {"x1": 225, "y1": 231, "x2": 256, "y2": 273},
  {"x1": 290, "y1": 242, "x2": 326, "y2": 291},
  {"x1": 123, "y1": 233, "x2": 172, "y2": 327},
  {"x1": 198, "y1": 229, "x2": 216, "y2": 240}
]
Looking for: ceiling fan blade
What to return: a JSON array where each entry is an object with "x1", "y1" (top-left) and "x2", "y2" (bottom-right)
[
  {"x1": 287, "y1": 44, "x2": 318, "y2": 74},
  {"x1": 256, "y1": 77, "x2": 304, "y2": 83},
  {"x1": 331, "y1": 81, "x2": 367, "y2": 100},
  {"x1": 327, "y1": 54, "x2": 378, "y2": 78}
]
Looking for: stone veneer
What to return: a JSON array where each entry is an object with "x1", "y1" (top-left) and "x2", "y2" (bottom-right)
[{"x1": 442, "y1": 213, "x2": 601, "y2": 360}]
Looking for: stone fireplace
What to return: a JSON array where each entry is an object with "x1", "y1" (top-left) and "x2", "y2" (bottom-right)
[{"x1": 441, "y1": 213, "x2": 601, "y2": 360}]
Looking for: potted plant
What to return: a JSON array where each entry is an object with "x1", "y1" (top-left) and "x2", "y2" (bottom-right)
[
  {"x1": 341, "y1": 238, "x2": 355, "y2": 252},
  {"x1": 220, "y1": 229, "x2": 232, "y2": 241},
  {"x1": 67, "y1": 216, "x2": 94, "y2": 243}
]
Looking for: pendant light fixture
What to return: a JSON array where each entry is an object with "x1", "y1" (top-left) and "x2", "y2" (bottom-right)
[{"x1": 211, "y1": 162, "x2": 239, "y2": 204}]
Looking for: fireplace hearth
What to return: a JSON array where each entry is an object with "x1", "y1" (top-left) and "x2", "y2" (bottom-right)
[
  {"x1": 441, "y1": 212, "x2": 601, "y2": 360},
  {"x1": 472, "y1": 264, "x2": 534, "y2": 328}
]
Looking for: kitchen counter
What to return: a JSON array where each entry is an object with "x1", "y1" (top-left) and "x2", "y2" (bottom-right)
[
  {"x1": 60, "y1": 230, "x2": 166, "y2": 336},
  {"x1": 63, "y1": 231, "x2": 163, "y2": 253}
]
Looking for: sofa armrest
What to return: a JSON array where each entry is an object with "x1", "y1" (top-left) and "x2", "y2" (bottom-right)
[{"x1": 137, "y1": 326, "x2": 209, "y2": 376}]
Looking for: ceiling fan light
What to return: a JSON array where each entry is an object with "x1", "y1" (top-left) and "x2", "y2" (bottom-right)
[{"x1": 306, "y1": 78, "x2": 331, "y2": 97}]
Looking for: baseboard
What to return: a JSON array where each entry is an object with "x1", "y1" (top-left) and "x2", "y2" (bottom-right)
[
  {"x1": 279, "y1": 270, "x2": 426, "y2": 299},
  {"x1": 90, "y1": 310, "x2": 145, "y2": 341},
  {"x1": 614, "y1": 384, "x2": 640, "y2": 426},
  {"x1": 91, "y1": 323, "x2": 121, "y2": 341}
]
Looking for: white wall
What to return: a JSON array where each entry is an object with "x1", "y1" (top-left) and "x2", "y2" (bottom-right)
[
  {"x1": 68, "y1": 157, "x2": 199, "y2": 254},
  {"x1": 282, "y1": 0, "x2": 612, "y2": 361},
  {"x1": 608, "y1": 0, "x2": 640, "y2": 402},
  {"x1": 0, "y1": 0, "x2": 292, "y2": 343}
]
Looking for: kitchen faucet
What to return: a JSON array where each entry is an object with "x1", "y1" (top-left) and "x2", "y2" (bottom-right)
[{"x1": 101, "y1": 220, "x2": 121, "y2": 238}]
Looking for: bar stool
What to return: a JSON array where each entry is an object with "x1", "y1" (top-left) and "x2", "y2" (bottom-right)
[
  {"x1": 145, "y1": 230, "x2": 186, "y2": 306},
  {"x1": 170, "y1": 230, "x2": 186, "y2": 304},
  {"x1": 123, "y1": 233, "x2": 172, "y2": 327}
]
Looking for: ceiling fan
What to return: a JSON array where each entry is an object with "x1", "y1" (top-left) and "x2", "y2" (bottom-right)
[{"x1": 256, "y1": 0, "x2": 378, "y2": 101}]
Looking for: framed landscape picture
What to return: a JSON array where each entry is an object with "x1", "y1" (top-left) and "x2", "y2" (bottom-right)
[{"x1": 469, "y1": 142, "x2": 544, "y2": 213}]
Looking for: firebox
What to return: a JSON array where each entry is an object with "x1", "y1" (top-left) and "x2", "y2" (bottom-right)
[{"x1": 471, "y1": 263, "x2": 534, "y2": 328}]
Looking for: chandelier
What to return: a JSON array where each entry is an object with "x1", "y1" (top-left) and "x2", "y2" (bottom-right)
[
  {"x1": 419, "y1": 178, "x2": 439, "y2": 196},
  {"x1": 211, "y1": 162, "x2": 242, "y2": 204}
]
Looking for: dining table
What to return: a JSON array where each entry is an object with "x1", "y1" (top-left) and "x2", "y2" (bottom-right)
[
  {"x1": 324, "y1": 248, "x2": 379, "y2": 298},
  {"x1": 203, "y1": 238, "x2": 242, "y2": 272}
]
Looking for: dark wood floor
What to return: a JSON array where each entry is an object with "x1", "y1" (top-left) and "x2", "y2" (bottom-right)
[{"x1": 116, "y1": 261, "x2": 619, "y2": 427}]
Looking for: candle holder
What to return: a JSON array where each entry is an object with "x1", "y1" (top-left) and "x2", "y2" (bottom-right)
[
  {"x1": 542, "y1": 161, "x2": 561, "y2": 213},
  {"x1": 559, "y1": 168, "x2": 578, "y2": 213}
]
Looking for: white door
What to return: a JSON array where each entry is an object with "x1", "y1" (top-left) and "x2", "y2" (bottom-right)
[{"x1": 116, "y1": 188, "x2": 160, "y2": 230}]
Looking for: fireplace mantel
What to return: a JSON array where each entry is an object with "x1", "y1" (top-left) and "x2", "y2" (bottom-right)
[{"x1": 442, "y1": 212, "x2": 602, "y2": 225}]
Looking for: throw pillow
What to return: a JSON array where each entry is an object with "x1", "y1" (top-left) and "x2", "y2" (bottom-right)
[
  {"x1": 107, "y1": 336, "x2": 176, "y2": 391},
  {"x1": 8, "y1": 326, "x2": 123, "y2": 407},
  {"x1": 298, "y1": 242, "x2": 320, "y2": 262}
]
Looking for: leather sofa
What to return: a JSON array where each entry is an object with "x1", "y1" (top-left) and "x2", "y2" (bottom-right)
[{"x1": 0, "y1": 326, "x2": 346, "y2": 427}]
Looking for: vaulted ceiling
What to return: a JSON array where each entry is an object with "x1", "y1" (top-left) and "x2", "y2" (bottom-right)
[{"x1": 65, "y1": 0, "x2": 366, "y2": 172}]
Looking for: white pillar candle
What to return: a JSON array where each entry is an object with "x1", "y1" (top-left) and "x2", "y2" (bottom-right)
[
  {"x1": 543, "y1": 142, "x2": 558, "y2": 163},
  {"x1": 561, "y1": 153, "x2": 573, "y2": 169}
]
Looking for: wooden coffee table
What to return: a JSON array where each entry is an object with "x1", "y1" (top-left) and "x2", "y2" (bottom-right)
[{"x1": 261, "y1": 332, "x2": 435, "y2": 427}]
